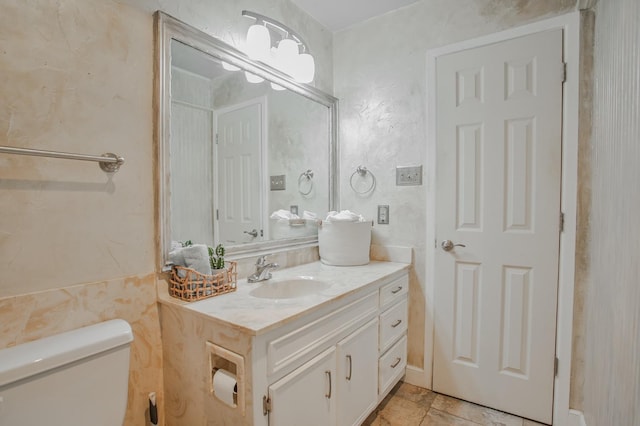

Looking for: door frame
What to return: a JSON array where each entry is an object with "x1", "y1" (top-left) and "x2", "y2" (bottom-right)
[
  {"x1": 213, "y1": 95, "x2": 269, "y2": 245},
  {"x1": 421, "y1": 12, "x2": 580, "y2": 426}
]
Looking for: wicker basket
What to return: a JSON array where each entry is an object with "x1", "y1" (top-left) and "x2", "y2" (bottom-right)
[{"x1": 169, "y1": 261, "x2": 237, "y2": 302}]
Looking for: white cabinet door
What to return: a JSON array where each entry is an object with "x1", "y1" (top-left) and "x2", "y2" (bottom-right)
[
  {"x1": 336, "y1": 319, "x2": 379, "y2": 426},
  {"x1": 269, "y1": 347, "x2": 336, "y2": 426}
]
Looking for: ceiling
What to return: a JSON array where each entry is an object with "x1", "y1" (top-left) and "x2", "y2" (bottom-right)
[{"x1": 290, "y1": 0, "x2": 422, "y2": 32}]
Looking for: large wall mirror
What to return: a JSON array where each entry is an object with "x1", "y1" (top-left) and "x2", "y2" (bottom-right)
[{"x1": 156, "y1": 12, "x2": 338, "y2": 268}]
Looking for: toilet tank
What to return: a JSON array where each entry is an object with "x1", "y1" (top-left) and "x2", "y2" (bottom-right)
[{"x1": 0, "y1": 319, "x2": 133, "y2": 426}]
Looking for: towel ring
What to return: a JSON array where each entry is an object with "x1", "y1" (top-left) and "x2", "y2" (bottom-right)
[
  {"x1": 298, "y1": 169, "x2": 314, "y2": 195},
  {"x1": 350, "y1": 166, "x2": 376, "y2": 194}
]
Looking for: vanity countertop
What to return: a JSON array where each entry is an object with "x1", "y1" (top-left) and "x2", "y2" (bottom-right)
[{"x1": 158, "y1": 260, "x2": 409, "y2": 336}]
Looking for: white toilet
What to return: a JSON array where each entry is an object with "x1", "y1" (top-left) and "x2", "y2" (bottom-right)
[{"x1": 0, "y1": 319, "x2": 133, "y2": 426}]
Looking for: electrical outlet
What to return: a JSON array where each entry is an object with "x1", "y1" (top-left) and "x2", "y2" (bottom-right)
[
  {"x1": 270, "y1": 175, "x2": 286, "y2": 190},
  {"x1": 396, "y1": 165, "x2": 423, "y2": 186},
  {"x1": 378, "y1": 205, "x2": 389, "y2": 224}
]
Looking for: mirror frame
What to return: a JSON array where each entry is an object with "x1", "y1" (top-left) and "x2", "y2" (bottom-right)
[{"x1": 154, "y1": 12, "x2": 339, "y2": 269}]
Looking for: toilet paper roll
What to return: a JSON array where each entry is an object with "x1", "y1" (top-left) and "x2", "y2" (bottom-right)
[{"x1": 213, "y1": 368, "x2": 237, "y2": 407}]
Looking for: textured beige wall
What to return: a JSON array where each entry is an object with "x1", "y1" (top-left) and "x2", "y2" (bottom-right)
[
  {"x1": 0, "y1": 0, "x2": 331, "y2": 425},
  {"x1": 333, "y1": 0, "x2": 575, "y2": 376},
  {"x1": 0, "y1": 0, "x2": 155, "y2": 295},
  {"x1": 582, "y1": 0, "x2": 640, "y2": 424},
  {"x1": 0, "y1": 1, "x2": 163, "y2": 424},
  {"x1": 570, "y1": 9, "x2": 596, "y2": 411},
  {"x1": 0, "y1": 0, "x2": 332, "y2": 297}
]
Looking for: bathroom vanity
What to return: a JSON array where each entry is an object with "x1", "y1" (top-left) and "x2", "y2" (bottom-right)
[
  {"x1": 155, "y1": 13, "x2": 409, "y2": 425},
  {"x1": 158, "y1": 261, "x2": 409, "y2": 426}
]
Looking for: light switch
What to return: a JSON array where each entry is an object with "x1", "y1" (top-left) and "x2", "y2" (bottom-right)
[
  {"x1": 396, "y1": 166, "x2": 423, "y2": 186},
  {"x1": 378, "y1": 205, "x2": 389, "y2": 224},
  {"x1": 270, "y1": 175, "x2": 286, "y2": 191}
]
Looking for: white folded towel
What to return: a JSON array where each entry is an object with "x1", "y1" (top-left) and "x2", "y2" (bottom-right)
[
  {"x1": 325, "y1": 210, "x2": 365, "y2": 223},
  {"x1": 169, "y1": 245, "x2": 186, "y2": 270},
  {"x1": 270, "y1": 209, "x2": 300, "y2": 221},
  {"x1": 170, "y1": 244, "x2": 212, "y2": 277},
  {"x1": 182, "y1": 244, "x2": 212, "y2": 276}
]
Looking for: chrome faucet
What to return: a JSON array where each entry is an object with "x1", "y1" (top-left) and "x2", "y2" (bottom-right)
[{"x1": 247, "y1": 255, "x2": 279, "y2": 283}]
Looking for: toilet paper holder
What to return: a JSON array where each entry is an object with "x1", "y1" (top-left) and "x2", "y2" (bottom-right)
[{"x1": 206, "y1": 341, "x2": 245, "y2": 415}]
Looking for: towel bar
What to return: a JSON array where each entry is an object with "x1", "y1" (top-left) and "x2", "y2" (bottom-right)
[{"x1": 0, "y1": 145, "x2": 125, "y2": 173}]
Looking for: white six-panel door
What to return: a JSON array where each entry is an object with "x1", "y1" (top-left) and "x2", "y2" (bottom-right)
[
  {"x1": 216, "y1": 102, "x2": 263, "y2": 244},
  {"x1": 433, "y1": 29, "x2": 563, "y2": 424}
]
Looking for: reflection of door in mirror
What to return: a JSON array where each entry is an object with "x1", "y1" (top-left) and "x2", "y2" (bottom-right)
[
  {"x1": 170, "y1": 40, "x2": 267, "y2": 247},
  {"x1": 216, "y1": 99, "x2": 265, "y2": 244}
]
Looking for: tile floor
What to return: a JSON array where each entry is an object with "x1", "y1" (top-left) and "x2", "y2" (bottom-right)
[{"x1": 363, "y1": 382, "x2": 547, "y2": 426}]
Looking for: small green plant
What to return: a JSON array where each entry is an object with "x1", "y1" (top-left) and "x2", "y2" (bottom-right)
[
  {"x1": 181, "y1": 240, "x2": 193, "y2": 247},
  {"x1": 208, "y1": 244, "x2": 225, "y2": 270}
]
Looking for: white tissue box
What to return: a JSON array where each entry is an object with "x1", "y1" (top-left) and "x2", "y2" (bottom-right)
[{"x1": 318, "y1": 221, "x2": 372, "y2": 266}]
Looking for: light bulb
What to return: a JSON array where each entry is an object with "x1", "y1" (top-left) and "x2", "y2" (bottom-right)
[
  {"x1": 296, "y1": 53, "x2": 315, "y2": 83},
  {"x1": 270, "y1": 82, "x2": 286, "y2": 91},
  {"x1": 221, "y1": 61, "x2": 240, "y2": 71},
  {"x1": 264, "y1": 46, "x2": 279, "y2": 69},
  {"x1": 246, "y1": 24, "x2": 271, "y2": 61},
  {"x1": 275, "y1": 38, "x2": 299, "y2": 77},
  {"x1": 245, "y1": 71, "x2": 264, "y2": 84}
]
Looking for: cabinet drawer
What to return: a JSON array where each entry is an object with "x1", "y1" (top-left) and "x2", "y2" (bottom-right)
[
  {"x1": 268, "y1": 292, "x2": 378, "y2": 376},
  {"x1": 378, "y1": 334, "x2": 407, "y2": 397},
  {"x1": 379, "y1": 275, "x2": 408, "y2": 309},
  {"x1": 379, "y1": 299, "x2": 408, "y2": 353}
]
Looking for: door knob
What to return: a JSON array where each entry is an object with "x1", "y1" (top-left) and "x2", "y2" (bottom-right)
[
  {"x1": 244, "y1": 229, "x2": 258, "y2": 238},
  {"x1": 441, "y1": 240, "x2": 466, "y2": 251}
]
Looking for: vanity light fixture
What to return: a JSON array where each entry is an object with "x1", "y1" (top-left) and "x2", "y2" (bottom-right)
[
  {"x1": 242, "y1": 10, "x2": 315, "y2": 84},
  {"x1": 245, "y1": 20, "x2": 271, "y2": 62}
]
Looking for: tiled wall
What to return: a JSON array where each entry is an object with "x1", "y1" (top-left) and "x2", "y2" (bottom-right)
[
  {"x1": 0, "y1": 1, "x2": 163, "y2": 424},
  {"x1": 159, "y1": 302, "x2": 255, "y2": 426},
  {"x1": 0, "y1": 275, "x2": 163, "y2": 426},
  {"x1": 582, "y1": 0, "x2": 640, "y2": 423},
  {"x1": 0, "y1": 0, "x2": 332, "y2": 425}
]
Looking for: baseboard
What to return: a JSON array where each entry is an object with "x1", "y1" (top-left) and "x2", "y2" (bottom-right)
[
  {"x1": 568, "y1": 409, "x2": 586, "y2": 426},
  {"x1": 403, "y1": 365, "x2": 430, "y2": 389}
]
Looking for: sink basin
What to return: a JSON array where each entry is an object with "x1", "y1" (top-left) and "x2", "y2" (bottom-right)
[{"x1": 249, "y1": 276, "x2": 329, "y2": 299}]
